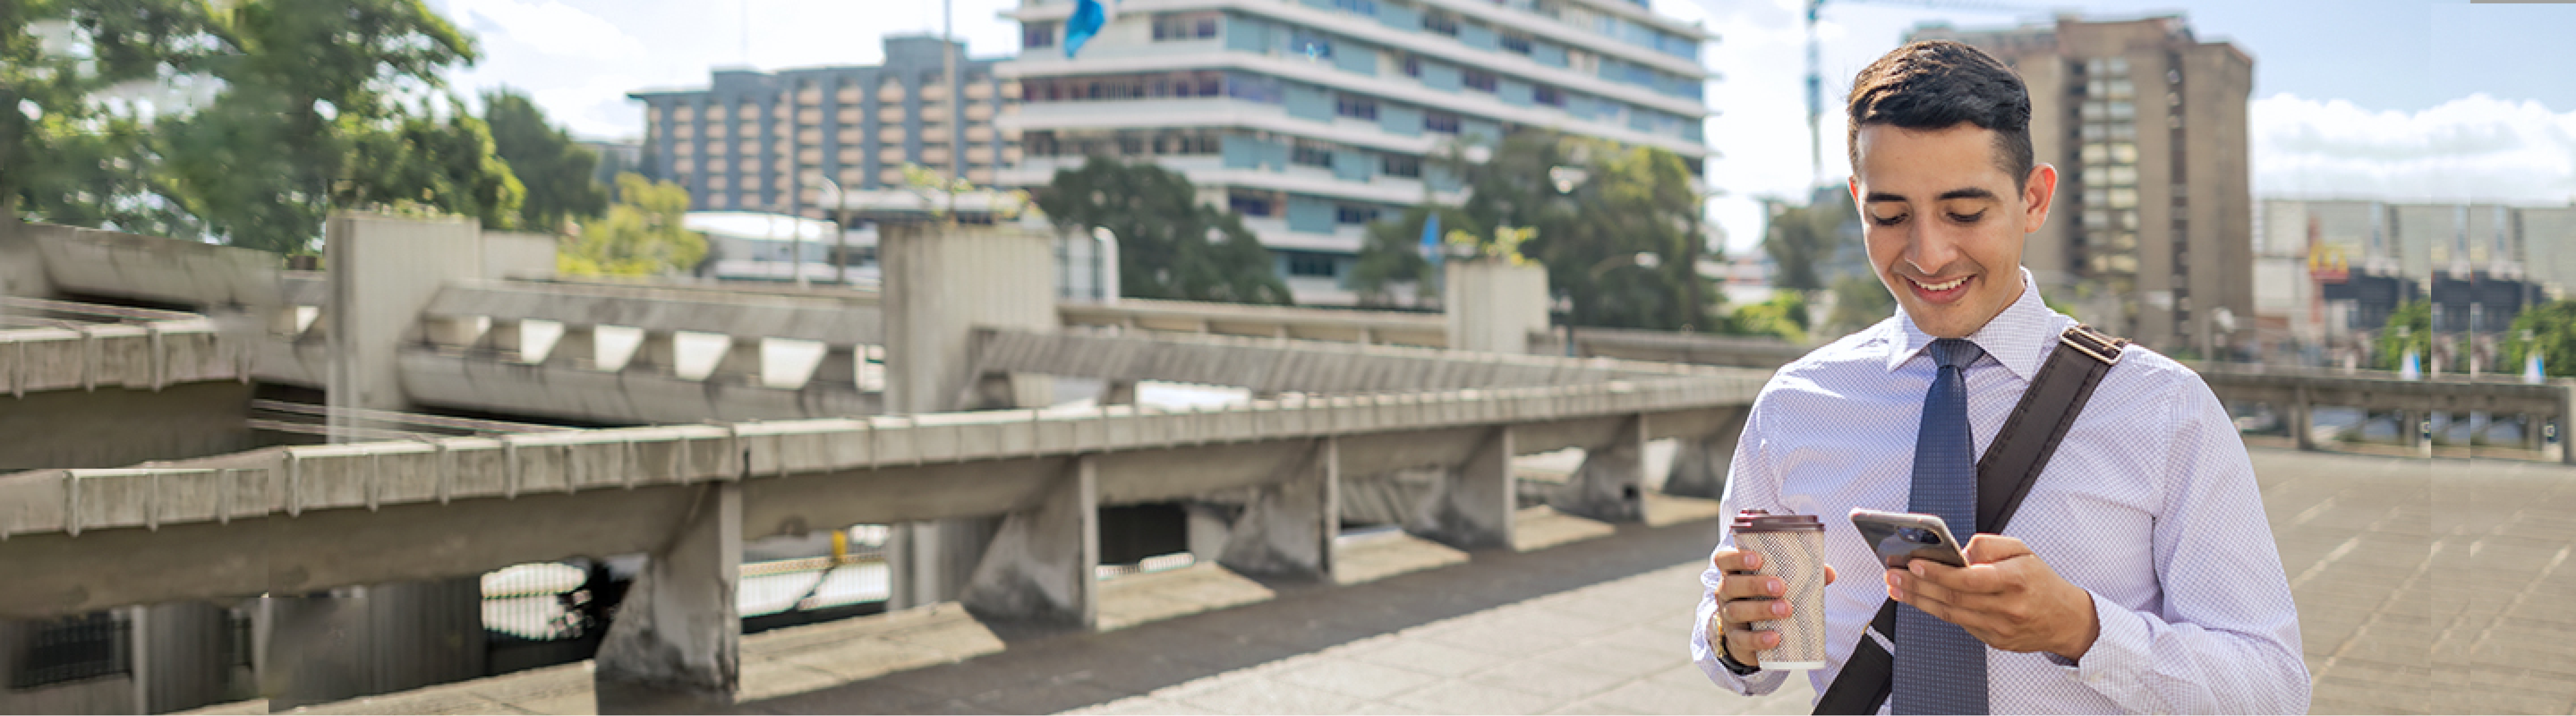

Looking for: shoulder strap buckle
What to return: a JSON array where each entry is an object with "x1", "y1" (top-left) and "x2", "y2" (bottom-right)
[{"x1": 2059, "y1": 324, "x2": 2128, "y2": 366}]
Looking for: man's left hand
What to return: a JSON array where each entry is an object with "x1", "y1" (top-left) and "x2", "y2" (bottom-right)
[{"x1": 1885, "y1": 534, "x2": 2101, "y2": 662}]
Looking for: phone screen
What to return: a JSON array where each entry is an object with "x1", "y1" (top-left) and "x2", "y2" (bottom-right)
[{"x1": 1849, "y1": 508, "x2": 1969, "y2": 569}]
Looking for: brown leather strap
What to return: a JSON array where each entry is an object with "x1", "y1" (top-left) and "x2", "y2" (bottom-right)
[{"x1": 1812, "y1": 325, "x2": 2127, "y2": 715}]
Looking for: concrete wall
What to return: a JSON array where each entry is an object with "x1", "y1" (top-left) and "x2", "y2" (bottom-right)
[
  {"x1": 0, "y1": 381, "x2": 256, "y2": 471},
  {"x1": 880, "y1": 221, "x2": 1060, "y2": 414},
  {"x1": 323, "y1": 214, "x2": 486, "y2": 418},
  {"x1": 1443, "y1": 260, "x2": 1550, "y2": 355},
  {"x1": 479, "y1": 232, "x2": 559, "y2": 281}
]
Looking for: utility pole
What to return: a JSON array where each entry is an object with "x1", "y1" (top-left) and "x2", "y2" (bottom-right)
[{"x1": 943, "y1": 0, "x2": 960, "y2": 217}]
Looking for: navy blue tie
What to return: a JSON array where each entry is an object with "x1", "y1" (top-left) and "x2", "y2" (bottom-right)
[{"x1": 1895, "y1": 338, "x2": 1988, "y2": 715}]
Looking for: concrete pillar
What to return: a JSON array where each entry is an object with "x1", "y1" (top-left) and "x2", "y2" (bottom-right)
[
  {"x1": 2291, "y1": 387, "x2": 2318, "y2": 452},
  {"x1": 1218, "y1": 439, "x2": 1340, "y2": 581},
  {"x1": 2560, "y1": 383, "x2": 2575, "y2": 466},
  {"x1": 1664, "y1": 409, "x2": 1748, "y2": 499},
  {"x1": 596, "y1": 483, "x2": 743, "y2": 714},
  {"x1": 880, "y1": 220, "x2": 1060, "y2": 609},
  {"x1": 263, "y1": 579, "x2": 485, "y2": 710},
  {"x1": 638, "y1": 331, "x2": 681, "y2": 374},
  {"x1": 960, "y1": 458, "x2": 1100, "y2": 628},
  {"x1": 1555, "y1": 415, "x2": 1648, "y2": 523},
  {"x1": 1102, "y1": 379, "x2": 1139, "y2": 406},
  {"x1": 1443, "y1": 258, "x2": 1550, "y2": 355},
  {"x1": 323, "y1": 214, "x2": 484, "y2": 428},
  {"x1": 547, "y1": 326, "x2": 598, "y2": 370},
  {"x1": 1411, "y1": 428, "x2": 1514, "y2": 550},
  {"x1": 2521, "y1": 412, "x2": 2543, "y2": 452},
  {"x1": 711, "y1": 337, "x2": 763, "y2": 382},
  {"x1": 135, "y1": 601, "x2": 234, "y2": 714}
]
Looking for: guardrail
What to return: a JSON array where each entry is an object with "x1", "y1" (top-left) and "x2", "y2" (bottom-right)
[{"x1": 0, "y1": 297, "x2": 252, "y2": 396}]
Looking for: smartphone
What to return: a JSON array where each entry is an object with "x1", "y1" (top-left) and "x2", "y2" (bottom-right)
[{"x1": 1849, "y1": 508, "x2": 1970, "y2": 569}]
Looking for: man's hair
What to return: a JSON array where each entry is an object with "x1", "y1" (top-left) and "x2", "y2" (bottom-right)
[{"x1": 1846, "y1": 40, "x2": 2034, "y2": 189}]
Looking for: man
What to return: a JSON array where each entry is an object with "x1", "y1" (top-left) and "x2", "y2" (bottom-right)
[{"x1": 1689, "y1": 41, "x2": 2308, "y2": 714}]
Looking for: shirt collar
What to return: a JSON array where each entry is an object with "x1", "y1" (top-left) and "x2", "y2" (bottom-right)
[{"x1": 1881, "y1": 266, "x2": 2063, "y2": 383}]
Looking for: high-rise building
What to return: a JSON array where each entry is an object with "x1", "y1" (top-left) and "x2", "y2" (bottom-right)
[
  {"x1": 627, "y1": 36, "x2": 1016, "y2": 215},
  {"x1": 999, "y1": 0, "x2": 1714, "y2": 305},
  {"x1": 2259, "y1": 198, "x2": 2565, "y2": 368},
  {"x1": 1909, "y1": 16, "x2": 2253, "y2": 356}
]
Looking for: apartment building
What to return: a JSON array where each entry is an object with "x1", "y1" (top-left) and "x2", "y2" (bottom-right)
[
  {"x1": 1000, "y1": 0, "x2": 1715, "y2": 305},
  {"x1": 1911, "y1": 16, "x2": 2253, "y2": 355},
  {"x1": 627, "y1": 36, "x2": 1016, "y2": 215}
]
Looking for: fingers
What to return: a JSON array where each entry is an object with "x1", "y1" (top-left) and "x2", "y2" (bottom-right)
[
  {"x1": 1711, "y1": 547, "x2": 1763, "y2": 574},
  {"x1": 1824, "y1": 564, "x2": 1838, "y2": 585},
  {"x1": 1965, "y1": 534, "x2": 2034, "y2": 563},
  {"x1": 1717, "y1": 572, "x2": 1787, "y2": 602},
  {"x1": 1722, "y1": 595, "x2": 1795, "y2": 624},
  {"x1": 1725, "y1": 628, "x2": 1781, "y2": 666}
]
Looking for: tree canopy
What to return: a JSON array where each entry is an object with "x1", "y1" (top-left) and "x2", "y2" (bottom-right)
[
  {"x1": 2374, "y1": 300, "x2": 2431, "y2": 371},
  {"x1": 560, "y1": 174, "x2": 704, "y2": 277},
  {"x1": 1033, "y1": 157, "x2": 1290, "y2": 305},
  {"x1": 1762, "y1": 190, "x2": 1854, "y2": 292},
  {"x1": 484, "y1": 88, "x2": 607, "y2": 233},
  {"x1": 2502, "y1": 300, "x2": 2576, "y2": 377}
]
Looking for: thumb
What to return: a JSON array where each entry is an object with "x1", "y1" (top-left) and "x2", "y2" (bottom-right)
[{"x1": 1964, "y1": 533, "x2": 2032, "y2": 564}]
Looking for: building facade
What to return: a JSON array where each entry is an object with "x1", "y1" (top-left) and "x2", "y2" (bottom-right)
[
  {"x1": 627, "y1": 36, "x2": 1016, "y2": 215},
  {"x1": 999, "y1": 0, "x2": 1714, "y2": 305},
  {"x1": 1911, "y1": 16, "x2": 2253, "y2": 356},
  {"x1": 2257, "y1": 198, "x2": 2568, "y2": 369}
]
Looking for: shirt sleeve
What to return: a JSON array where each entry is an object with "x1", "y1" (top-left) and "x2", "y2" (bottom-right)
[
  {"x1": 1690, "y1": 396, "x2": 1791, "y2": 697},
  {"x1": 2054, "y1": 378, "x2": 2312, "y2": 714}
]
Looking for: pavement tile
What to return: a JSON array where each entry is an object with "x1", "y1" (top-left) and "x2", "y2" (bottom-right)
[
  {"x1": 1270, "y1": 657, "x2": 1445, "y2": 701},
  {"x1": 1350, "y1": 637, "x2": 1518, "y2": 677},
  {"x1": 1341, "y1": 701, "x2": 1445, "y2": 715},
  {"x1": 1563, "y1": 680, "x2": 1724, "y2": 715},
  {"x1": 1381, "y1": 680, "x2": 1568, "y2": 715},
  {"x1": 1059, "y1": 696, "x2": 1203, "y2": 715},
  {"x1": 1530, "y1": 640, "x2": 1692, "y2": 677},
  {"x1": 1168, "y1": 676, "x2": 1365, "y2": 715},
  {"x1": 1466, "y1": 659, "x2": 1634, "y2": 699}
]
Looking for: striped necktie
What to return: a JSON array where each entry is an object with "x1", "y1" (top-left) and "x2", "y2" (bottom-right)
[{"x1": 1894, "y1": 338, "x2": 1988, "y2": 714}]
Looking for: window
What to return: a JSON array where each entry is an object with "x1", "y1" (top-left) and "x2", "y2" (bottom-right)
[
  {"x1": 1424, "y1": 112, "x2": 1460, "y2": 134},
  {"x1": 1463, "y1": 69, "x2": 1497, "y2": 92},
  {"x1": 1229, "y1": 192, "x2": 1273, "y2": 217},
  {"x1": 1500, "y1": 33, "x2": 1532, "y2": 55},
  {"x1": 1292, "y1": 30, "x2": 1333, "y2": 58},
  {"x1": 1151, "y1": 13, "x2": 1218, "y2": 41},
  {"x1": 1225, "y1": 74, "x2": 1284, "y2": 103},
  {"x1": 1335, "y1": 205, "x2": 1380, "y2": 224},
  {"x1": 1196, "y1": 17, "x2": 1218, "y2": 38},
  {"x1": 1291, "y1": 143, "x2": 1335, "y2": 168},
  {"x1": 1402, "y1": 55, "x2": 1421, "y2": 78},
  {"x1": 1533, "y1": 85, "x2": 1563, "y2": 107},
  {"x1": 1335, "y1": 94, "x2": 1378, "y2": 120},
  {"x1": 1422, "y1": 11, "x2": 1459, "y2": 36},
  {"x1": 1286, "y1": 252, "x2": 1339, "y2": 277},
  {"x1": 1382, "y1": 155, "x2": 1421, "y2": 177},
  {"x1": 1330, "y1": 0, "x2": 1378, "y2": 15}
]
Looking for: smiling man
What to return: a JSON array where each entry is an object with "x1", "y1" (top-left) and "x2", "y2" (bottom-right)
[{"x1": 1687, "y1": 42, "x2": 2309, "y2": 714}]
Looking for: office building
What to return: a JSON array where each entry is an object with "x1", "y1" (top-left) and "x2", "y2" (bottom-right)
[
  {"x1": 627, "y1": 36, "x2": 1016, "y2": 215},
  {"x1": 2256, "y1": 198, "x2": 2563, "y2": 368},
  {"x1": 1000, "y1": 0, "x2": 1714, "y2": 305},
  {"x1": 1910, "y1": 16, "x2": 2253, "y2": 356}
]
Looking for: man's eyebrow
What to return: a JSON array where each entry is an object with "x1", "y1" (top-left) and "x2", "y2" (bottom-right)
[
  {"x1": 1862, "y1": 192, "x2": 1908, "y2": 203},
  {"x1": 1936, "y1": 187, "x2": 2001, "y2": 202}
]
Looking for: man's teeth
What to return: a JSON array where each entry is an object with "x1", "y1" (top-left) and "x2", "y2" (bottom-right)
[{"x1": 1915, "y1": 276, "x2": 1969, "y2": 292}]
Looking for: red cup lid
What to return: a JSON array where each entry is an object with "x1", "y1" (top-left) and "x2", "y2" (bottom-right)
[{"x1": 1732, "y1": 509, "x2": 1824, "y2": 533}]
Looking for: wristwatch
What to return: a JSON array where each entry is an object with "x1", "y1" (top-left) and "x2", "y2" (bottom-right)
[{"x1": 1711, "y1": 610, "x2": 1761, "y2": 675}]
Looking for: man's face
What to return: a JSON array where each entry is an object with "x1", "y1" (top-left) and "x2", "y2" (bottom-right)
[{"x1": 1849, "y1": 124, "x2": 2057, "y2": 339}]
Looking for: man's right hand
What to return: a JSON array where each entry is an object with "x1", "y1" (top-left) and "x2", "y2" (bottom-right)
[{"x1": 1710, "y1": 547, "x2": 1837, "y2": 669}]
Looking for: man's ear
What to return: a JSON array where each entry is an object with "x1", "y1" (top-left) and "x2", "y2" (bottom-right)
[
  {"x1": 1847, "y1": 175, "x2": 1864, "y2": 214},
  {"x1": 2021, "y1": 163, "x2": 2059, "y2": 234}
]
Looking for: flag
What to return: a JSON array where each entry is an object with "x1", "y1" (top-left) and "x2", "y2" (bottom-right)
[
  {"x1": 1065, "y1": 0, "x2": 1110, "y2": 58},
  {"x1": 1419, "y1": 212, "x2": 1441, "y2": 264}
]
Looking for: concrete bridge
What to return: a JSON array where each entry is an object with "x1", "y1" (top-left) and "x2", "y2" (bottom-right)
[{"x1": 4, "y1": 211, "x2": 2572, "y2": 714}]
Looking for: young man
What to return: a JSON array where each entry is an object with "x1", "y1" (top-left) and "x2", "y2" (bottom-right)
[{"x1": 1689, "y1": 41, "x2": 2309, "y2": 714}]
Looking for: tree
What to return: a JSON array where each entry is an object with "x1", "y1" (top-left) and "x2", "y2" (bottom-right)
[
  {"x1": 2502, "y1": 300, "x2": 2576, "y2": 378},
  {"x1": 336, "y1": 103, "x2": 525, "y2": 230},
  {"x1": 483, "y1": 88, "x2": 606, "y2": 233},
  {"x1": 1763, "y1": 190, "x2": 1853, "y2": 292},
  {"x1": 1033, "y1": 157, "x2": 1290, "y2": 305},
  {"x1": 560, "y1": 174, "x2": 704, "y2": 276},
  {"x1": 3, "y1": 0, "x2": 226, "y2": 237},
  {"x1": 1730, "y1": 291, "x2": 1810, "y2": 344},
  {"x1": 1824, "y1": 273, "x2": 1896, "y2": 336},
  {"x1": 1363, "y1": 129, "x2": 1716, "y2": 331},
  {"x1": 2374, "y1": 300, "x2": 2431, "y2": 371},
  {"x1": 1348, "y1": 203, "x2": 1476, "y2": 306}
]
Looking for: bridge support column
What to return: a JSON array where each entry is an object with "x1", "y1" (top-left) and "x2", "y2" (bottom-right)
[
  {"x1": 1411, "y1": 428, "x2": 1514, "y2": 550},
  {"x1": 263, "y1": 579, "x2": 485, "y2": 710},
  {"x1": 1102, "y1": 379, "x2": 1139, "y2": 406},
  {"x1": 2291, "y1": 387, "x2": 2318, "y2": 452},
  {"x1": 2560, "y1": 385, "x2": 2575, "y2": 465},
  {"x1": 1665, "y1": 409, "x2": 1748, "y2": 499},
  {"x1": 1556, "y1": 415, "x2": 1648, "y2": 522},
  {"x1": 547, "y1": 325, "x2": 597, "y2": 370},
  {"x1": 1444, "y1": 258, "x2": 1550, "y2": 355},
  {"x1": 1216, "y1": 439, "x2": 1341, "y2": 580},
  {"x1": 961, "y1": 457, "x2": 1101, "y2": 628},
  {"x1": 596, "y1": 483, "x2": 742, "y2": 714}
]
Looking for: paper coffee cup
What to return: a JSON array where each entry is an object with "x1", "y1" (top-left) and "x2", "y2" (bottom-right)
[{"x1": 1732, "y1": 510, "x2": 1828, "y2": 670}]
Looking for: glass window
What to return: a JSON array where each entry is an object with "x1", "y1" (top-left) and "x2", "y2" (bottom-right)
[
  {"x1": 1335, "y1": 94, "x2": 1378, "y2": 120},
  {"x1": 1500, "y1": 33, "x2": 1532, "y2": 54},
  {"x1": 1534, "y1": 85, "x2": 1562, "y2": 107},
  {"x1": 1286, "y1": 252, "x2": 1339, "y2": 277},
  {"x1": 1291, "y1": 143, "x2": 1335, "y2": 168},
  {"x1": 1229, "y1": 192, "x2": 1273, "y2": 217},
  {"x1": 1330, "y1": 0, "x2": 1377, "y2": 16},
  {"x1": 1424, "y1": 112, "x2": 1460, "y2": 134},
  {"x1": 1335, "y1": 206, "x2": 1380, "y2": 224},
  {"x1": 1383, "y1": 155, "x2": 1421, "y2": 177},
  {"x1": 1463, "y1": 69, "x2": 1497, "y2": 92},
  {"x1": 1423, "y1": 11, "x2": 1459, "y2": 36}
]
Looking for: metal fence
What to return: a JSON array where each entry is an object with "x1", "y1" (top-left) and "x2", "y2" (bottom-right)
[{"x1": 12, "y1": 612, "x2": 129, "y2": 690}]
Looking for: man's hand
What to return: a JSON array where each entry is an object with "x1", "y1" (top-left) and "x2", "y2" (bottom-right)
[
  {"x1": 1709, "y1": 548, "x2": 1838, "y2": 668},
  {"x1": 1886, "y1": 534, "x2": 2100, "y2": 661}
]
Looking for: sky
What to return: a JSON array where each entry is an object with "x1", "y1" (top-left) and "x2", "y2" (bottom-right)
[{"x1": 425, "y1": 0, "x2": 2576, "y2": 257}]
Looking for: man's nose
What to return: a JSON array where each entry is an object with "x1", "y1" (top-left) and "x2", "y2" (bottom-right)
[{"x1": 1903, "y1": 223, "x2": 1964, "y2": 275}]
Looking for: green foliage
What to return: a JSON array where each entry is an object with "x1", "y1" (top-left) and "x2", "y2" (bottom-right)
[
  {"x1": 2502, "y1": 300, "x2": 2576, "y2": 378},
  {"x1": 1033, "y1": 157, "x2": 1289, "y2": 305},
  {"x1": 336, "y1": 103, "x2": 525, "y2": 229},
  {"x1": 3, "y1": 0, "x2": 226, "y2": 236},
  {"x1": 2043, "y1": 295, "x2": 2082, "y2": 323},
  {"x1": 1763, "y1": 191, "x2": 1852, "y2": 292},
  {"x1": 1350, "y1": 203, "x2": 1476, "y2": 305},
  {"x1": 1729, "y1": 291, "x2": 1810, "y2": 344},
  {"x1": 1825, "y1": 274, "x2": 1897, "y2": 336},
  {"x1": 2374, "y1": 300, "x2": 2431, "y2": 371},
  {"x1": 1357, "y1": 129, "x2": 1714, "y2": 330},
  {"x1": 560, "y1": 174, "x2": 704, "y2": 276},
  {"x1": 483, "y1": 89, "x2": 604, "y2": 233}
]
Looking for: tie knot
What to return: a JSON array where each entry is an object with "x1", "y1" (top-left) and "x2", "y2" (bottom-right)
[{"x1": 1930, "y1": 338, "x2": 1983, "y2": 370}]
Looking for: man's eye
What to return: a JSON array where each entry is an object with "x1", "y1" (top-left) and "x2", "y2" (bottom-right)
[
  {"x1": 1947, "y1": 211, "x2": 1986, "y2": 224},
  {"x1": 1869, "y1": 213, "x2": 1907, "y2": 227}
]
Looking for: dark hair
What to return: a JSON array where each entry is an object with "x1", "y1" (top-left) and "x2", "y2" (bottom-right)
[{"x1": 1846, "y1": 40, "x2": 2034, "y2": 189}]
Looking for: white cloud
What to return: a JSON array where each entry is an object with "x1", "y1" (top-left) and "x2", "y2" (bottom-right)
[
  {"x1": 446, "y1": 0, "x2": 648, "y2": 62},
  {"x1": 2251, "y1": 93, "x2": 2576, "y2": 205}
]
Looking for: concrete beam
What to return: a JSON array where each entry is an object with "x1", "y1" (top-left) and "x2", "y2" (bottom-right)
[
  {"x1": 1662, "y1": 408, "x2": 1747, "y2": 500},
  {"x1": 596, "y1": 483, "x2": 743, "y2": 714},
  {"x1": 960, "y1": 456, "x2": 1100, "y2": 628},
  {"x1": 397, "y1": 350, "x2": 882, "y2": 425},
  {"x1": 421, "y1": 281, "x2": 881, "y2": 347},
  {"x1": 1215, "y1": 439, "x2": 1339, "y2": 581},
  {"x1": 1410, "y1": 428, "x2": 1513, "y2": 550},
  {"x1": 1554, "y1": 415, "x2": 1647, "y2": 522}
]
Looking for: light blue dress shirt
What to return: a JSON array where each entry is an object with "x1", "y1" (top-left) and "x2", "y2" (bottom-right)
[{"x1": 1690, "y1": 268, "x2": 2310, "y2": 714}]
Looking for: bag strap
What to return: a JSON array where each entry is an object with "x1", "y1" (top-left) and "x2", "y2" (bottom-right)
[{"x1": 1810, "y1": 325, "x2": 2128, "y2": 715}]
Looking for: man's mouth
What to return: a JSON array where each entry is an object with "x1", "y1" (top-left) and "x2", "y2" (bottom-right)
[{"x1": 1906, "y1": 274, "x2": 1975, "y2": 303}]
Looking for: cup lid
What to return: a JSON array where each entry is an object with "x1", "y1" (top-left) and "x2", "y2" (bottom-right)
[{"x1": 1732, "y1": 509, "x2": 1824, "y2": 533}]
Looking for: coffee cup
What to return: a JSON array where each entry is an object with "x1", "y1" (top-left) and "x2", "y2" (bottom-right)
[{"x1": 1730, "y1": 510, "x2": 1828, "y2": 670}]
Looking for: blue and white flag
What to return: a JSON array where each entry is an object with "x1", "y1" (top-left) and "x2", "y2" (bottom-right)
[
  {"x1": 1418, "y1": 212, "x2": 1441, "y2": 264},
  {"x1": 1065, "y1": 0, "x2": 1111, "y2": 58}
]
